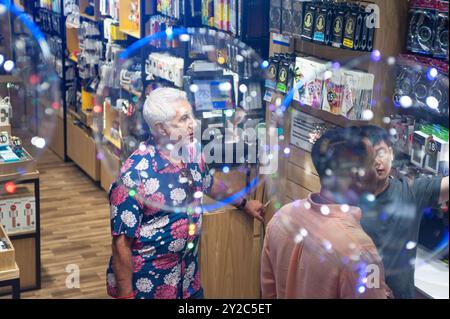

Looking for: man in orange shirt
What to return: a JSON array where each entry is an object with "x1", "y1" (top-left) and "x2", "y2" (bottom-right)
[{"x1": 261, "y1": 127, "x2": 392, "y2": 299}]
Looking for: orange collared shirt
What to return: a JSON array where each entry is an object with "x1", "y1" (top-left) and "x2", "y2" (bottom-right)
[{"x1": 261, "y1": 193, "x2": 392, "y2": 299}]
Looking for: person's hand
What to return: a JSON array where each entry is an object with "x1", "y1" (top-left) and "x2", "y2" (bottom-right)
[{"x1": 243, "y1": 200, "x2": 265, "y2": 222}]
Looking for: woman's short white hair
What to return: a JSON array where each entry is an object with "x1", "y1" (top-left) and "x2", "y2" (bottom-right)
[{"x1": 143, "y1": 87, "x2": 188, "y2": 133}]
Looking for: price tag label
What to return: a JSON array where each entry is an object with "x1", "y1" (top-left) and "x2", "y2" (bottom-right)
[
  {"x1": 0, "y1": 98, "x2": 12, "y2": 126},
  {"x1": 426, "y1": 137, "x2": 438, "y2": 155},
  {"x1": 0, "y1": 131, "x2": 9, "y2": 146}
]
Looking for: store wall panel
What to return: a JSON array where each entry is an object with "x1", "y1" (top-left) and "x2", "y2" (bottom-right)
[
  {"x1": 286, "y1": 162, "x2": 321, "y2": 193},
  {"x1": 289, "y1": 146, "x2": 318, "y2": 176},
  {"x1": 100, "y1": 146, "x2": 120, "y2": 192},
  {"x1": 199, "y1": 207, "x2": 261, "y2": 299},
  {"x1": 0, "y1": 237, "x2": 36, "y2": 294},
  {"x1": 48, "y1": 116, "x2": 65, "y2": 160},
  {"x1": 67, "y1": 119, "x2": 100, "y2": 181},
  {"x1": 12, "y1": 237, "x2": 36, "y2": 290},
  {"x1": 285, "y1": 180, "x2": 312, "y2": 203}
]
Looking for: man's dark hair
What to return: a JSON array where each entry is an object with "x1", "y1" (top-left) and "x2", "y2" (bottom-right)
[
  {"x1": 360, "y1": 125, "x2": 393, "y2": 148},
  {"x1": 311, "y1": 126, "x2": 369, "y2": 179}
]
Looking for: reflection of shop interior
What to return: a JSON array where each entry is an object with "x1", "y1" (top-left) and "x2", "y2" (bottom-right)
[{"x1": 0, "y1": 0, "x2": 448, "y2": 299}]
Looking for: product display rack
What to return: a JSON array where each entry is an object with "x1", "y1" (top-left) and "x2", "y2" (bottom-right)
[
  {"x1": 394, "y1": 0, "x2": 449, "y2": 258},
  {"x1": 262, "y1": 0, "x2": 412, "y2": 220},
  {"x1": 260, "y1": 1, "x2": 449, "y2": 297},
  {"x1": 23, "y1": 0, "x2": 270, "y2": 191},
  {"x1": 26, "y1": 0, "x2": 70, "y2": 161},
  {"x1": 0, "y1": 170, "x2": 41, "y2": 295}
]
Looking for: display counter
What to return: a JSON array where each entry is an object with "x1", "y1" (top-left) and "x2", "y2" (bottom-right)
[
  {"x1": 415, "y1": 247, "x2": 449, "y2": 299},
  {"x1": 199, "y1": 196, "x2": 262, "y2": 299}
]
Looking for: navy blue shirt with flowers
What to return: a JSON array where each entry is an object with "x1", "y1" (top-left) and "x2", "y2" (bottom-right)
[{"x1": 106, "y1": 140, "x2": 214, "y2": 299}]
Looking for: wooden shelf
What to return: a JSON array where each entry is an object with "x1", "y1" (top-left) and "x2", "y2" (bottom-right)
[
  {"x1": 121, "y1": 85, "x2": 142, "y2": 98},
  {"x1": 8, "y1": 230, "x2": 36, "y2": 237},
  {"x1": 68, "y1": 109, "x2": 82, "y2": 122},
  {"x1": 119, "y1": 0, "x2": 141, "y2": 39},
  {"x1": 120, "y1": 28, "x2": 141, "y2": 39},
  {"x1": 0, "y1": 76, "x2": 21, "y2": 84},
  {"x1": 68, "y1": 109, "x2": 98, "y2": 132},
  {"x1": 290, "y1": 103, "x2": 369, "y2": 128},
  {"x1": 80, "y1": 110, "x2": 94, "y2": 128},
  {"x1": 294, "y1": 38, "x2": 371, "y2": 72},
  {"x1": 78, "y1": 1, "x2": 101, "y2": 22},
  {"x1": 103, "y1": 132, "x2": 121, "y2": 150},
  {"x1": 0, "y1": 263, "x2": 19, "y2": 282},
  {"x1": 80, "y1": 13, "x2": 100, "y2": 22},
  {"x1": 0, "y1": 170, "x2": 39, "y2": 183}
]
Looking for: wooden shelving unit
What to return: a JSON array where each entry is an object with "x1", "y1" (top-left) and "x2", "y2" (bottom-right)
[
  {"x1": 119, "y1": 0, "x2": 142, "y2": 39},
  {"x1": 120, "y1": 84, "x2": 142, "y2": 98},
  {"x1": 79, "y1": 12, "x2": 100, "y2": 22},
  {"x1": 79, "y1": 0, "x2": 101, "y2": 21},
  {"x1": 0, "y1": 170, "x2": 41, "y2": 294},
  {"x1": 263, "y1": 0, "x2": 411, "y2": 225}
]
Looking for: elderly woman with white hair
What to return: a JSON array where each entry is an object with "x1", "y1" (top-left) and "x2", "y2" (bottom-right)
[{"x1": 106, "y1": 87, "x2": 265, "y2": 299}]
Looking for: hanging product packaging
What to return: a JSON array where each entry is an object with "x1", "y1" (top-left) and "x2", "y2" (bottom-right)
[
  {"x1": 266, "y1": 54, "x2": 280, "y2": 90},
  {"x1": 330, "y1": 3, "x2": 346, "y2": 48},
  {"x1": 390, "y1": 115, "x2": 416, "y2": 155},
  {"x1": 291, "y1": 0, "x2": 304, "y2": 39},
  {"x1": 433, "y1": 0, "x2": 449, "y2": 59},
  {"x1": 322, "y1": 68, "x2": 343, "y2": 115},
  {"x1": 0, "y1": 97, "x2": 12, "y2": 127},
  {"x1": 324, "y1": 2, "x2": 334, "y2": 45},
  {"x1": 276, "y1": 56, "x2": 291, "y2": 94},
  {"x1": 313, "y1": 2, "x2": 328, "y2": 44},
  {"x1": 353, "y1": 6, "x2": 365, "y2": 51},
  {"x1": 342, "y1": 4, "x2": 358, "y2": 50},
  {"x1": 301, "y1": 2, "x2": 317, "y2": 41},
  {"x1": 293, "y1": 56, "x2": 324, "y2": 109},
  {"x1": 282, "y1": 0, "x2": 294, "y2": 36},
  {"x1": 407, "y1": 0, "x2": 437, "y2": 56},
  {"x1": 270, "y1": 0, "x2": 282, "y2": 33}
]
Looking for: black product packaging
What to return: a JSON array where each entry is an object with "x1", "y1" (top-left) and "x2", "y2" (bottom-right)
[
  {"x1": 270, "y1": 0, "x2": 283, "y2": 33},
  {"x1": 324, "y1": 3, "x2": 334, "y2": 45},
  {"x1": 433, "y1": 1, "x2": 449, "y2": 59},
  {"x1": 407, "y1": 3, "x2": 437, "y2": 56},
  {"x1": 413, "y1": 70, "x2": 432, "y2": 107},
  {"x1": 266, "y1": 55, "x2": 280, "y2": 90},
  {"x1": 366, "y1": 17, "x2": 375, "y2": 51},
  {"x1": 292, "y1": 0, "x2": 304, "y2": 39},
  {"x1": 330, "y1": 4, "x2": 346, "y2": 48},
  {"x1": 313, "y1": 3, "x2": 328, "y2": 44},
  {"x1": 429, "y1": 73, "x2": 449, "y2": 117},
  {"x1": 302, "y1": 3, "x2": 317, "y2": 41},
  {"x1": 360, "y1": 12, "x2": 369, "y2": 51},
  {"x1": 353, "y1": 6, "x2": 365, "y2": 50},
  {"x1": 276, "y1": 55, "x2": 291, "y2": 93},
  {"x1": 361, "y1": 6, "x2": 376, "y2": 52},
  {"x1": 343, "y1": 4, "x2": 358, "y2": 50},
  {"x1": 282, "y1": 0, "x2": 294, "y2": 35}
]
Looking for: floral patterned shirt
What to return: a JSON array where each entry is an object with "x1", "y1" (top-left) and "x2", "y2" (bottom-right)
[{"x1": 106, "y1": 141, "x2": 214, "y2": 299}]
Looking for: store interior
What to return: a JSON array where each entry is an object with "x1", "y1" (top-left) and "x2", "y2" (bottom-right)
[{"x1": 0, "y1": 0, "x2": 448, "y2": 299}]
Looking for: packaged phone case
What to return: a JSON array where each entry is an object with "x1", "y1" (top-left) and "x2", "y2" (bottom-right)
[
  {"x1": 433, "y1": 1, "x2": 449, "y2": 59},
  {"x1": 407, "y1": 0, "x2": 438, "y2": 56}
]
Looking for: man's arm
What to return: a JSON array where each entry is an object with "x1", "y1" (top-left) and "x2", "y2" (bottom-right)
[
  {"x1": 112, "y1": 235, "x2": 135, "y2": 298},
  {"x1": 439, "y1": 176, "x2": 449, "y2": 204},
  {"x1": 208, "y1": 172, "x2": 265, "y2": 221}
]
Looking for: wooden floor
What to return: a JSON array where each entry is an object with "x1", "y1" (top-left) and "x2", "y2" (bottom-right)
[{"x1": 17, "y1": 132, "x2": 112, "y2": 299}]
